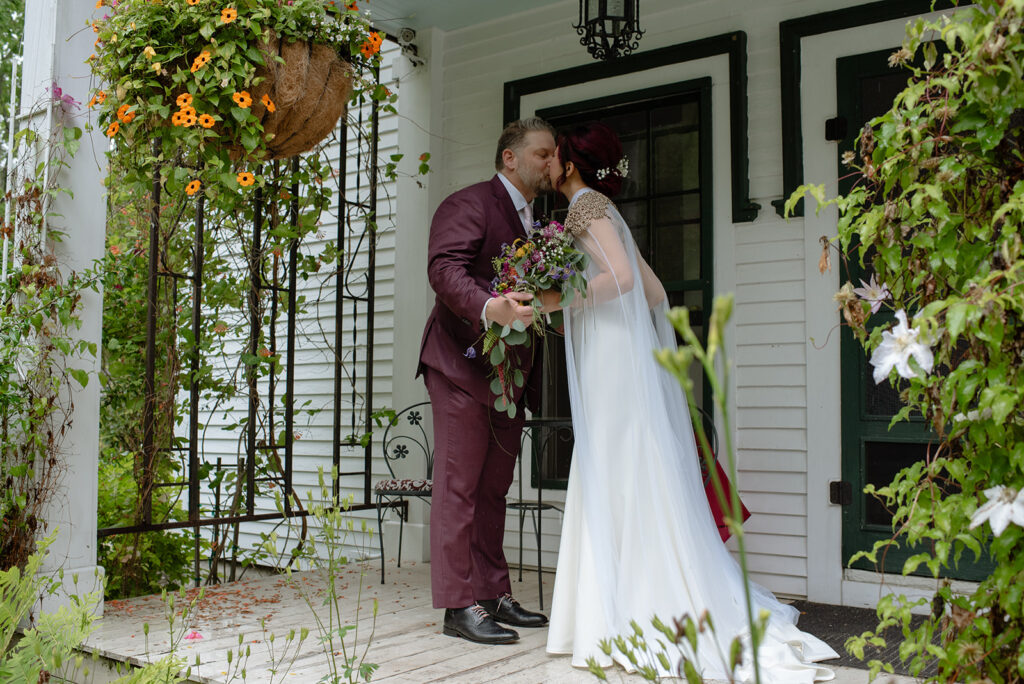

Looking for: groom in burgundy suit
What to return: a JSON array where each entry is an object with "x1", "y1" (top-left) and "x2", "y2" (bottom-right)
[{"x1": 416, "y1": 118, "x2": 556, "y2": 644}]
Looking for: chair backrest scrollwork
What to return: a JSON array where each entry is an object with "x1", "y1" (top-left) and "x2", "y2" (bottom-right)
[
  {"x1": 381, "y1": 401, "x2": 434, "y2": 481},
  {"x1": 521, "y1": 417, "x2": 574, "y2": 487}
]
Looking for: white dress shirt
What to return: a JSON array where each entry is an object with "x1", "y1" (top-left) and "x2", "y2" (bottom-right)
[
  {"x1": 481, "y1": 174, "x2": 534, "y2": 325},
  {"x1": 497, "y1": 172, "x2": 535, "y2": 232}
]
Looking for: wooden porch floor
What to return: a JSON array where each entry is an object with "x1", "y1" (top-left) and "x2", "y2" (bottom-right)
[
  {"x1": 84, "y1": 560, "x2": 617, "y2": 683},
  {"x1": 82, "y1": 559, "x2": 916, "y2": 683}
]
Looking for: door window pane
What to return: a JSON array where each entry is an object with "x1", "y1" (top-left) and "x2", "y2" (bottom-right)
[
  {"x1": 863, "y1": 441, "x2": 929, "y2": 527},
  {"x1": 617, "y1": 199, "x2": 648, "y2": 259},
  {"x1": 653, "y1": 196, "x2": 700, "y2": 283},
  {"x1": 654, "y1": 128, "x2": 700, "y2": 194},
  {"x1": 535, "y1": 82, "x2": 711, "y2": 487}
]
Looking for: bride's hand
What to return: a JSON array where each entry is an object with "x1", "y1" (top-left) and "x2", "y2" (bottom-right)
[{"x1": 537, "y1": 288, "x2": 562, "y2": 313}]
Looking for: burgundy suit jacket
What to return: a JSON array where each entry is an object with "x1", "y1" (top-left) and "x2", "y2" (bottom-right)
[{"x1": 417, "y1": 175, "x2": 542, "y2": 412}]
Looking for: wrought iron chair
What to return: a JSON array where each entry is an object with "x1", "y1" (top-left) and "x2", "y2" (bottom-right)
[
  {"x1": 375, "y1": 401, "x2": 433, "y2": 584},
  {"x1": 507, "y1": 417, "x2": 571, "y2": 611}
]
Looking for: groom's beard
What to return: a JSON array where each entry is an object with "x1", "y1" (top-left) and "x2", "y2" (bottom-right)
[{"x1": 519, "y1": 164, "x2": 553, "y2": 196}]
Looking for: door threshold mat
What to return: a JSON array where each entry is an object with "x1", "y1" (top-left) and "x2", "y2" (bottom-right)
[{"x1": 789, "y1": 600, "x2": 937, "y2": 677}]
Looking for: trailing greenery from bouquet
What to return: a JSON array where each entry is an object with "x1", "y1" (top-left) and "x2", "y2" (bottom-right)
[
  {"x1": 584, "y1": 295, "x2": 768, "y2": 683},
  {"x1": 480, "y1": 218, "x2": 589, "y2": 417},
  {"x1": 787, "y1": 1, "x2": 1024, "y2": 679},
  {"x1": 0, "y1": 111, "x2": 100, "y2": 572}
]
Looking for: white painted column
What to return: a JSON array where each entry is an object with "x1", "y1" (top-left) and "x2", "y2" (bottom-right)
[
  {"x1": 387, "y1": 27, "x2": 445, "y2": 563},
  {"x1": 20, "y1": 0, "x2": 107, "y2": 613}
]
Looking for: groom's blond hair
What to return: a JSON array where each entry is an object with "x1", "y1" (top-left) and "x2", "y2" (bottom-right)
[{"x1": 494, "y1": 118, "x2": 556, "y2": 171}]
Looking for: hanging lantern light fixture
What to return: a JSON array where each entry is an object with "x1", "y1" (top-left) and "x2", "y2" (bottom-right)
[{"x1": 574, "y1": 0, "x2": 644, "y2": 61}]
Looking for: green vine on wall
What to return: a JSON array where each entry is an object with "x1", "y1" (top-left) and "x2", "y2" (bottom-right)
[{"x1": 0, "y1": 102, "x2": 98, "y2": 572}]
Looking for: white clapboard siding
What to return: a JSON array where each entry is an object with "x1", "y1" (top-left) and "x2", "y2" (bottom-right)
[
  {"x1": 176, "y1": 42, "x2": 404, "y2": 568},
  {"x1": 421, "y1": 0, "x2": 877, "y2": 597},
  {"x1": 170, "y1": 0, "x2": 935, "y2": 599}
]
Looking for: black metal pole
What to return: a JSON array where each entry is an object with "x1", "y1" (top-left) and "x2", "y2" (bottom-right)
[
  {"x1": 189, "y1": 194, "x2": 205, "y2": 586},
  {"x1": 332, "y1": 125, "x2": 349, "y2": 502},
  {"x1": 364, "y1": 69, "x2": 380, "y2": 507},
  {"x1": 211, "y1": 455, "x2": 222, "y2": 584},
  {"x1": 188, "y1": 195, "x2": 204, "y2": 521},
  {"x1": 267, "y1": 172, "x2": 280, "y2": 493},
  {"x1": 247, "y1": 185, "x2": 263, "y2": 515},
  {"x1": 141, "y1": 139, "x2": 161, "y2": 525},
  {"x1": 351, "y1": 103, "x2": 365, "y2": 455},
  {"x1": 284, "y1": 157, "x2": 300, "y2": 516}
]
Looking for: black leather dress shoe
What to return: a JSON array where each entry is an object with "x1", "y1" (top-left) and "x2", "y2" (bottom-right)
[
  {"x1": 478, "y1": 593, "x2": 549, "y2": 627},
  {"x1": 443, "y1": 604, "x2": 520, "y2": 644}
]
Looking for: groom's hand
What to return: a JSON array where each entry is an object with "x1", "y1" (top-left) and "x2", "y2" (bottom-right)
[{"x1": 486, "y1": 292, "x2": 534, "y2": 327}]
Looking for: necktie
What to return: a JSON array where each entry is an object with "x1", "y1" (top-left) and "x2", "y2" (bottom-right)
[{"x1": 522, "y1": 203, "x2": 533, "y2": 232}]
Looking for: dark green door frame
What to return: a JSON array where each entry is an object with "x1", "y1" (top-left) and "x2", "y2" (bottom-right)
[
  {"x1": 504, "y1": 31, "x2": 758, "y2": 223},
  {"x1": 774, "y1": 0, "x2": 960, "y2": 217}
]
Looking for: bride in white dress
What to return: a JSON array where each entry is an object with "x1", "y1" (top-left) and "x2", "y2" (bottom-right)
[{"x1": 539, "y1": 122, "x2": 838, "y2": 682}]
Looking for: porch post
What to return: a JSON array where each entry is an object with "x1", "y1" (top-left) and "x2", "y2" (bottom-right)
[
  {"x1": 389, "y1": 27, "x2": 445, "y2": 563},
  {"x1": 20, "y1": 0, "x2": 107, "y2": 614}
]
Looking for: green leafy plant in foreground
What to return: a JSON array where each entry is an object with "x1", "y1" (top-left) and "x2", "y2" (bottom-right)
[
  {"x1": 260, "y1": 466, "x2": 379, "y2": 683},
  {"x1": 0, "y1": 532, "x2": 188, "y2": 683},
  {"x1": 789, "y1": 0, "x2": 1024, "y2": 679}
]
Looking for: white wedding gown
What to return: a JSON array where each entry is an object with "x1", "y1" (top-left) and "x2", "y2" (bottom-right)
[{"x1": 545, "y1": 188, "x2": 838, "y2": 682}]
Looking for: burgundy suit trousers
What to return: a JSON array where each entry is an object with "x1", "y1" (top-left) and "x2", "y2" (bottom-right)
[{"x1": 424, "y1": 367, "x2": 524, "y2": 609}]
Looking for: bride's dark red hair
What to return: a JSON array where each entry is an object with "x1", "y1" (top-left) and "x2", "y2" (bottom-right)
[{"x1": 555, "y1": 122, "x2": 624, "y2": 197}]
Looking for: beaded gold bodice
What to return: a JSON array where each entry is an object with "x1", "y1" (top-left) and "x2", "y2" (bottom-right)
[{"x1": 565, "y1": 190, "x2": 614, "y2": 236}]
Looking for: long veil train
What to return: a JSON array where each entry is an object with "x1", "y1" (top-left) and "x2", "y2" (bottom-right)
[{"x1": 545, "y1": 188, "x2": 838, "y2": 683}]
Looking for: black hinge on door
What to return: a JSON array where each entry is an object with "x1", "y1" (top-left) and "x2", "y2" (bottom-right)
[
  {"x1": 829, "y1": 480, "x2": 853, "y2": 505},
  {"x1": 825, "y1": 116, "x2": 848, "y2": 141}
]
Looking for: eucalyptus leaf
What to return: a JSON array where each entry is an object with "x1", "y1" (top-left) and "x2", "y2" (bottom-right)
[{"x1": 489, "y1": 345, "x2": 504, "y2": 366}]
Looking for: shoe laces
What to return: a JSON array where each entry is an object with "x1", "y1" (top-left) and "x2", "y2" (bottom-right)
[
  {"x1": 469, "y1": 604, "x2": 490, "y2": 622},
  {"x1": 497, "y1": 593, "x2": 519, "y2": 611}
]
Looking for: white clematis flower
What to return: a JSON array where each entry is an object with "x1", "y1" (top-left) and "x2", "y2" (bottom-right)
[
  {"x1": 852, "y1": 274, "x2": 891, "y2": 314},
  {"x1": 869, "y1": 310, "x2": 934, "y2": 384},
  {"x1": 969, "y1": 485, "x2": 1024, "y2": 537}
]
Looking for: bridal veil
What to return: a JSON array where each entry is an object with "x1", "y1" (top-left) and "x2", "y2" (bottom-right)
[{"x1": 546, "y1": 188, "x2": 837, "y2": 683}]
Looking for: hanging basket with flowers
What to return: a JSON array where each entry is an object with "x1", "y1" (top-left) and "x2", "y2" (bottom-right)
[{"x1": 89, "y1": 0, "x2": 388, "y2": 191}]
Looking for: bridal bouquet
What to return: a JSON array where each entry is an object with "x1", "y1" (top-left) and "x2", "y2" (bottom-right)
[{"x1": 481, "y1": 218, "x2": 589, "y2": 417}]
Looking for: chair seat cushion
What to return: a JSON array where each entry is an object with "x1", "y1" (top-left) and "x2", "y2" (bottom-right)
[{"x1": 374, "y1": 478, "x2": 432, "y2": 494}]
